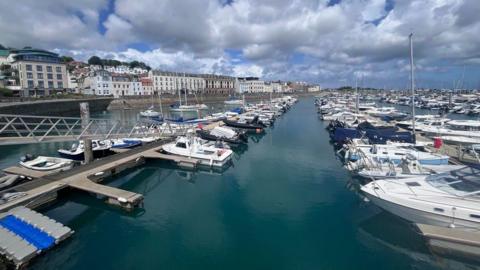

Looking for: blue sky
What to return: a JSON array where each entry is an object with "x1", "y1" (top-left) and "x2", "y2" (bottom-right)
[{"x1": 1, "y1": 0, "x2": 479, "y2": 89}]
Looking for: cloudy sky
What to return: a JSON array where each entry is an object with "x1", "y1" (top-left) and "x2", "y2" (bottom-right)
[{"x1": 1, "y1": 0, "x2": 479, "y2": 88}]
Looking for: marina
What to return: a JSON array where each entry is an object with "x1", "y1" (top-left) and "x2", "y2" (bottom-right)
[{"x1": 0, "y1": 95, "x2": 479, "y2": 268}]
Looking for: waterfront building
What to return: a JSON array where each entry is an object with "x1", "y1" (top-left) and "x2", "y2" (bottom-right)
[
  {"x1": 237, "y1": 77, "x2": 265, "y2": 93},
  {"x1": 140, "y1": 77, "x2": 153, "y2": 96},
  {"x1": 9, "y1": 47, "x2": 68, "y2": 97},
  {"x1": 203, "y1": 74, "x2": 236, "y2": 95},
  {"x1": 149, "y1": 71, "x2": 206, "y2": 95},
  {"x1": 90, "y1": 70, "x2": 113, "y2": 96}
]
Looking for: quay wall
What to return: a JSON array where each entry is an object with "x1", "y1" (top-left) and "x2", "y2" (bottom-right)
[
  {"x1": 108, "y1": 92, "x2": 317, "y2": 110},
  {"x1": 0, "y1": 98, "x2": 114, "y2": 116}
]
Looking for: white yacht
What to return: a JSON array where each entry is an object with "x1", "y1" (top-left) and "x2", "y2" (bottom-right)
[
  {"x1": 346, "y1": 144, "x2": 449, "y2": 166},
  {"x1": 421, "y1": 120, "x2": 480, "y2": 138},
  {"x1": 162, "y1": 136, "x2": 233, "y2": 167},
  {"x1": 170, "y1": 104, "x2": 209, "y2": 112},
  {"x1": 357, "y1": 158, "x2": 464, "y2": 179},
  {"x1": 362, "y1": 167, "x2": 480, "y2": 230},
  {"x1": 139, "y1": 109, "x2": 161, "y2": 118}
]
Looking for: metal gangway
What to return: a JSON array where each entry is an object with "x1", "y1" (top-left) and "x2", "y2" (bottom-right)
[{"x1": 0, "y1": 114, "x2": 193, "y2": 145}]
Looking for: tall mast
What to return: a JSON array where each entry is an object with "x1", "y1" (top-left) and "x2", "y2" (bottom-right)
[
  {"x1": 355, "y1": 76, "x2": 359, "y2": 114},
  {"x1": 184, "y1": 72, "x2": 188, "y2": 105},
  {"x1": 177, "y1": 72, "x2": 182, "y2": 107},
  {"x1": 409, "y1": 33, "x2": 416, "y2": 136}
]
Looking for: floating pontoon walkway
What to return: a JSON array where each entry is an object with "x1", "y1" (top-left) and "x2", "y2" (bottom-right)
[
  {"x1": 0, "y1": 206, "x2": 73, "y2": 267},
  {"x1": 0, "y1": 138, "x2": 203, "y2": 212},
  {"x1": 416, "y1": 223, "x2": 480, "y2": 259}
]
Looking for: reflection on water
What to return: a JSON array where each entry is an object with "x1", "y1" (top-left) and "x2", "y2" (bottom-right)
[
  {"x1": 357, "y1": 211, "x2": 480, "y2": 270},
  {"x1": 4, "y1": 97, "x2": 478, "y2": 270}
]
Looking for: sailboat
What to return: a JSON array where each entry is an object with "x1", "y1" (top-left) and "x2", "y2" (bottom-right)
[
  {"x1": 170, "y1": 73, "x2": 209, "y2": 112},
  {"x1": 140, "y1": 91, "x2": 162, "y2": 119}
]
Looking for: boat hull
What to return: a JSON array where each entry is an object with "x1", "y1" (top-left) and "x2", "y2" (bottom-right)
[{"x1": 364, "y1": 192, "x2": 479, "y2": 229}]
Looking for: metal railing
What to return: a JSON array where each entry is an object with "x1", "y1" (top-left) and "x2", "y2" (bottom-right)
[{"x1": 0, "y1": 114, "x2": 194, "y2": 145}]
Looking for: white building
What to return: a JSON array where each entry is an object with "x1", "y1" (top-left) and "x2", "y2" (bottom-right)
[
  {"x1": 90, "y1": 70, "x2": 113, "y2": 96},
  {"x1": 237, "y1": 77, "x2": 265, "y2": 93},
  {"x1": 307, "y1": 85, "x2": 321, "y2": 92},
  {"x1": 149, "y1": 71, "x2": 206, "y2": 94}
]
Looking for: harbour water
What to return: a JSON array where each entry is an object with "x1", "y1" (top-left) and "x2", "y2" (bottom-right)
[{"x1": 1, "y1": 97, "x2": 475, "y2": 269}]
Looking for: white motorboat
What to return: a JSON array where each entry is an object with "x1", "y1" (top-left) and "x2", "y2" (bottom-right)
[
  {"x1": 19, "y1": 155, "x2": 75, "y2": 173},
  {"x1": 140, "y1": 109, "x2": 161, "y2": 118},
  {"x1": 421, "y1": 120, "x2": 480, "y2": 138},
  {"x1": 162, "y1": 136, "x2": 233, "y2": 167},
  {"x1": 439, "y1": 135, "x2": 480, "y2": 146},
  {"x1": 170, "y1": 104, "x2": 209, "y2": 112},
  {"x1": 346, "y1": 144, "x2": 449, "y2": 166},
  {"x1": 361, "y1": 166, "x2": 480, "y2": 230},
  {"x1": 224, "y1": 99, "x2": 244, "y2": 105},
  {"x1": 357, "y1": 158, "x2": 464, "y2": 179},
  {"x1": 58, "y1": 140, "x2": 112, "y2": 161}
]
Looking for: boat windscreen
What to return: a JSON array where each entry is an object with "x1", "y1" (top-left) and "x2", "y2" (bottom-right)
[{"x1": 427, "y1": 167, "x2": 480, "y2": 196}]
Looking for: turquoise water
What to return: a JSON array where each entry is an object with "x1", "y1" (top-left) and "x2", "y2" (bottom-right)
[{"x1": 1, "y1": 98, "x2": 476, "y2": 269}]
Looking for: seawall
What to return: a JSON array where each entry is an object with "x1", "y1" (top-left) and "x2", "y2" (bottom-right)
[{"x1": 0, "y1": 98, "x2": 114, "y2": 116}]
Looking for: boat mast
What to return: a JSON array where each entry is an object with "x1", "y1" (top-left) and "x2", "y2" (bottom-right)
[
  {"x1": 355, "y1": 76, "x2": 359, "y2": 114},
  {"x1": 409, "y1": 33, "x2": 416, "y2": 136},
  {"x1": 177, "y1": 72, "x2": 182, "y2": 107},
  {"x1": 158, "y1": 90, "x2": 163, "y2": 116},
  {"x1": 184, "y1": 72, "x2": 188, "y2": 106}
]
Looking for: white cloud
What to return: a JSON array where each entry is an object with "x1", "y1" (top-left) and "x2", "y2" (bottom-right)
[{"x1": 2, "y1": 0, "x2": 480, "y2": 88}]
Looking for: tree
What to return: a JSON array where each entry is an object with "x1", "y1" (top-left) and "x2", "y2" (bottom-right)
[
  {"x1": 88, "y1": 56, "x2": 102, "y2": 66},
  {"x1": 61, "y1": 56, "x2": 74, "y2": 63}
]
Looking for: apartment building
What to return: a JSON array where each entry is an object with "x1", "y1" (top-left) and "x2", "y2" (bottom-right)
[
  {"x1": 9, "y1": 47, "x2": 68, "y2": 96},
  {"x1": 149, "y1": 71, "x2": 205, "y2": 94}
]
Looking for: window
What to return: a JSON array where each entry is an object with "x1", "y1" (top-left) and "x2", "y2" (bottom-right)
[
  {"x1": 48, "y1": 81, "x2": 54, "y2": 88},
  {"x1": 27, "y1": 72, "x2": 33, "y2": 79},
  {"x1": 36, "y1": 65, "x2": 43, "y2": 72},
  {"x1": 176, "y1": 142, "x2": 187, "y2": 148},
  {"x1": 27, "y1": 80, "x2": 34, "y2": 88},
  {"x1": 46, "y1": 66, "x2": 52, "y2": 73},
  {"x1": 38, "y1": 81, "x2": 44, "y2": 88},
  {"x1": 57, "y1": 82, "x2": 63, "y2": 88},
  {"x1": 57, "y1": 74, "x2": 63, "y2": 80},
  {"x1": 56, "y1": 67, "x2": 62, "y2": 73},
  {"x1": 47, "y1": 74, "x2": 53, "y2": 80},
  {"x1": 26, "y1": 65, "x2": 32, "y2": 71},
  {"x1": 470, "y1": 214, "x2": 480, "y2": 219},
  {"x1": 37, "y1": 73, "x2": 43, "y2": 79}
]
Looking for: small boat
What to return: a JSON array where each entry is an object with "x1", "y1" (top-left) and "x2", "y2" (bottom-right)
[
  {"x1": 111, "y1": 139, "x2": 143, "y2": 149},
  {"x1": 19, "y1": 155, "x2": 75, "y2": 173},
  {"x1": 58, "y1": 140, "x2": 112, "y2": 161},
  {"x1": 223, "y1": 116, "x2": 265, "y2": 133},
  {"x1": 140, "y1": 109, "x2": 161, "y2": 118},
  {"x1": 357, "y1": 158, "x2": 464, "y2": 179},
  {"x1": 162, "y1": 136, "x2": 233, "y2": 167},
  {"x1": 170, "y1": 103, "x2": 209, "y2": 112},
  {"x1": 0, "y1": 173, "x2": 21, "y2": 190},
  {"x1": 196, "y1": 126, "x2": 248, "y2": 145}
]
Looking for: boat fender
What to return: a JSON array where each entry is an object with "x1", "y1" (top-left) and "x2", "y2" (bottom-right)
[
  {"x1": 117, "y1": 197, "x2": 127, "y2": 203},
  {"x1": 256, "y1": 128, "x2": 262, "y2": 133}
]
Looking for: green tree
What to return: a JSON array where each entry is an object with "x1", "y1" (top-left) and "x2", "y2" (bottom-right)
[
  {"x1": 61, "y1": 56, "x2": 74, "y2": 63},
  {"x1": 88, "y1": 56, "x2": 102, "y2": 66}
]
